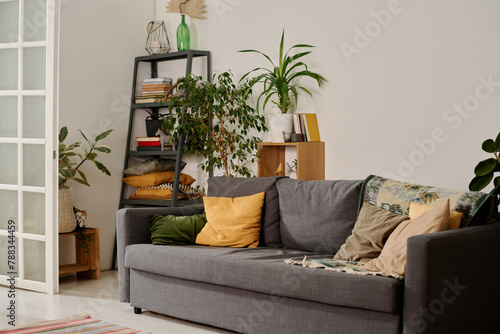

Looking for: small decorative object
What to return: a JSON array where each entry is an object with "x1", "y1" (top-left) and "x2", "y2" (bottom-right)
[
  {"x1": 176, "y1": 14, "x2": 190, "y2": 51},
  {"x1": 145, "y1": 21, "x2": 171, "y2": 55},
  {"x1": 166, "y1": 0, "x2": 206, "y2": 51},
  {"x1": 469, "y1": 131, "x2": 500, "y2": 215},
  {"x1": 74, "y1": 208, "x2": 93, "y2": 255}
]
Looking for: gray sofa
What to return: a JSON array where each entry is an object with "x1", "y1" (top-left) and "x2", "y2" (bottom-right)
[{"x1": 117, "y1": 176, "x2": 500, "y2": 334}]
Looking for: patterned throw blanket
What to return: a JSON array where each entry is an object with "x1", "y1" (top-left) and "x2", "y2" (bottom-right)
[
  {"x1": 285, "y1": 257, "x2": 404, "y2": 280},
  {"x1": 359, "y1": 174, "x2": 495, "y2": 227}
]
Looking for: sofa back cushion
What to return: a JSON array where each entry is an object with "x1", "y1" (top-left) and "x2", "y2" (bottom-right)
[
  {"x1": 207, "y1": 176, "x2": 287, "y2": 247},
  {"x1": 277, "y1": 178, "x2": 363, "y2": 253}
]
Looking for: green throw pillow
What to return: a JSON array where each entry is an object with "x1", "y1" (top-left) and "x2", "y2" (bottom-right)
[{"x1": 149, "y1": 213, "x2": 207, "y2": 245}]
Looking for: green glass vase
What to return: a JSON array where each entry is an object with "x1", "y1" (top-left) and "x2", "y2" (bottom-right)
[{"x1": 177, "y1": 14, "x2": 190, "y2": 51}]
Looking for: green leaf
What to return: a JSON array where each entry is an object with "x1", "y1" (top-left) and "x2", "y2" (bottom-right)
[
  {"x1": 469, "y1": 174, "x2": 493, "y2": 191},
  {"x1": 474, "y1": 158, "x2": 498, "y2": 176},
  {"x1": 73, "y1": 178, "x2": 90, "y2": 187},
  {"x1": 95, "y1": 129, "x2": 113, "y2": 142},
  {"x1": 78, "y1": 129, "x2": 90, "y2": 143},
  {"x1": 482, "y1": 139, "x2": 497, "y2": 153},
  {"x1": 59, "y1": 168, "x2": 74, "y2": 179},
  {"x1": 494, "y1": 176, "x2": 500, "y2": 187},
  {"x1": 93, "y1": 145, "x2": 111, "y2": 153},
  {"x1": 495, "y1": 132, "x2": 500, "y2": 149},
  {"x1": 87, "y1": 152, "x2": 98, "y2": 161},
  {"x1": 77, "y1": 169, "x2": 87, "y2": 182},
  {"x1": 93, "y1": 160, "x2": 111, "y2": 176},
  {"x1": 59, "y1": 126, "x2": 68, "y2": 143}
]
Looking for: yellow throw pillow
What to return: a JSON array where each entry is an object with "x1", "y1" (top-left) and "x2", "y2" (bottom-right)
[
  {"x1": 363, "y1": 198, "x2": 450, "y2": 276},
  {"x1": 409, "y1": 201, "x2": 463, "y2": 230},
  {"x1": 195, "y1": 192, "x2": 266, "y2": 248},
  {"x1": 122, "y1": 171, "x2": 195, "y2": 188}
]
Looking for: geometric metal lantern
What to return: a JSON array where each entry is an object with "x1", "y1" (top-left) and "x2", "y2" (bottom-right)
[{"x1": 145, "y1": 21, "x2": 171, "y2": 55}]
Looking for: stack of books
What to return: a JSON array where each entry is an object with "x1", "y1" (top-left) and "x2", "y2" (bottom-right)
[
  {"x1": 293, "y1": 113, "x2": 321, "y2": 142},
  {"x1": 135, "y1": 77, "x2": 173, "y2": 104},
  {"x1": 136, "y1": 136, "x2": 174, "y2": 151},
  {"x1": 136, "y1": 136, "x2": 161, "y2": 151}
]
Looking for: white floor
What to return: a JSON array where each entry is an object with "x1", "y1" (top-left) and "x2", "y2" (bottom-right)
[{"x1": 0, "y1": 270, "x2": 234, "y2": 333}]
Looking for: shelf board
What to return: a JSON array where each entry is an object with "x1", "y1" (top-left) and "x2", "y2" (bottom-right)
[
  {"x1": 135, "y1": 50, "x2": 211, "y2": 63},
  {"x1": 122, "y1": 198, "x2": 204, "y2": 207},
  {"x1": 132, "y1": 102, "x2": 170, "y2": 109},
  {"x1": 127, "y1": 150, "x2": 179, "y2": 156},
  {"x1": 59, "y1": 264, "x2": 91, "y2": 275}
]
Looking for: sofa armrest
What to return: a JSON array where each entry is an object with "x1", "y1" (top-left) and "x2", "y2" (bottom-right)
[
  {"x1": 116, "y1": 204, "x2": 204, "y2": 302},
  {"x1": 403, "y1": 222, "x2": 500, "y2": 334}
]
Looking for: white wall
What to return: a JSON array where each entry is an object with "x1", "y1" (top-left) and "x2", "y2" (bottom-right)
[
  {"x1": 58, "y1": 0, "x2": 154, "y2": 269},
  {"x1": 60, "y1": 0, "x2": 500, "y2": 270}
]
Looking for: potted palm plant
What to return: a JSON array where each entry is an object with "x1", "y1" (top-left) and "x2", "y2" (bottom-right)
[{"x1": 239, "y1": 30, "x2": 327, "y2": 141}]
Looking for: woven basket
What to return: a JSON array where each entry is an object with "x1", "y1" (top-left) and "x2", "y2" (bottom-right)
[{"x1": 58, "y1": 186, "x2": 77, "y2": 233}]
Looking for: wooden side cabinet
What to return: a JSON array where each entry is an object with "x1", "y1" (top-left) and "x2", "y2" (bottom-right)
[
  {"x1": 59, "y1": 227, "x2": 100, "y2": 279},
  {"x1": 257, "y1": 142, "x2": 325, "y2": 180}
]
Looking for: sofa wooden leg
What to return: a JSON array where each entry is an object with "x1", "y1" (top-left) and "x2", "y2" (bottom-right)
[{"x1": 134, "y1": 307, "x2": 142, "y2": 314}]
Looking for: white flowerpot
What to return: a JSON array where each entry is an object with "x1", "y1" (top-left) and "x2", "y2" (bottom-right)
[
  {"x1": 267, "y1": 113, "x2": 294, "y2": 142},
  {"x1": 58, "y1": 186, "x2": 77, "y2": 233}
]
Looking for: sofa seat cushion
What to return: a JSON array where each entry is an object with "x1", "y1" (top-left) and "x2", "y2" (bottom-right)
[{"x1": 125, "y1": 244, "x2": 403, "y2": 314}]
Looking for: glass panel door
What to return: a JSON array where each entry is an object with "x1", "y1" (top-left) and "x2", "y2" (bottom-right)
[{"x1": 0, "y1": 0, "x2": 58, "y2": 294}]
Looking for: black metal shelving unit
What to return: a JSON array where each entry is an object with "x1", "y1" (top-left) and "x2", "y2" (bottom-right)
[{"x1": 112, "y1": 50, "x2": 211, "y2": 269}]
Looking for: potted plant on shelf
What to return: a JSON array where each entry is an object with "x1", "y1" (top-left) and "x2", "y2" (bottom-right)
[
  {"x1": 58, "y1": 126, "x2": 113, "y2": 233},
  {"x1": 162, "y1": 71, "x2": 267, "y2": 177},
  {"x1": 239, "y1": 29, "x2": 327, "y2": 141},
  {"x1": 469, "y1": 131, "x2": 500, "y2": 218}
]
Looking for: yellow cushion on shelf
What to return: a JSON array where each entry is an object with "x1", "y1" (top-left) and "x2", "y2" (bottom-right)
[
  {"x1": 195, "y1": 192, "x2": 266, "y2": 248},
  {"x1": 122, "y1": 171, "x2": 195, "y2": 188}
]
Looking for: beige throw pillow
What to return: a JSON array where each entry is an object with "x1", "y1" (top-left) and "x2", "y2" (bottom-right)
[
  {"x1": 363, "y1": 198, "x2": 450, "y2": 276},
  {"x1": 334, "y1": 202, "x2": 410, "y2": 262}
]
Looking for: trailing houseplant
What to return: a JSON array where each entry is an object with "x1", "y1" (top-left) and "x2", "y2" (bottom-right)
[
  {"x1": 58, "y1": 126, "x2": 113, "y2": 235},
  {"x1": 469, "y1": 131, "x2": 500, "y2": 211},
  {"x1": 239, "y1": 29, "x2": 327, "y2": 115},
  {"x1": 161, "y1": 71, "x2": 267, "y2": 177}
]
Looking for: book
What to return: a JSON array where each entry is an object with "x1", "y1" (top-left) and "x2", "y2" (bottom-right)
[
  {"x1": 142, "y1": 83, "x2": 172, "y2": 90},
  {"x1": 299, "y1": 113, "x2": 307, "y2": 142},
  {"x1": 136, "y1": 146, "x2": 162, "y2": 151},
  {"x1": 303, "y1": 113, "x2": 321, "y2": 142},
  {"x1": 137, "y1": 141, "x2": 161, "y2": 147},
  {"x1": 134, "y1": 96, "x2": 166, "y2": 104},
  {"x1": 136, "y1": 136, "x2": 160, "y2": 142},
  {"x1": 142, "y1": 91, "x2": 168, "y2": 95},
  {"x1": 293, "y1": 114, "x2": 304, "y2": 141},
  {"x1": 143, "y1": 77, "x2": 172, "y2": 84}
]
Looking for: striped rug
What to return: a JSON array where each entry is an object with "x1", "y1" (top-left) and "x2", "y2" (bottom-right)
[{"x1": 0, "y1": 313, "x2": 151, "y2": 333}]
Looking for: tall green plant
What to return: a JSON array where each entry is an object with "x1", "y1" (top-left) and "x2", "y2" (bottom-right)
[
  {"x1": 58, "y1": 127, "x2": 113, "y2": 188},
  {"x1": 162, "y1": 71, "x2": 267, "y2": 177},
  {"x1": 469, "y1": 131, "x2": 500, "y2": 199},
  {"x1": 239, "y1": 30, "x2": 327, "y2": 114}
]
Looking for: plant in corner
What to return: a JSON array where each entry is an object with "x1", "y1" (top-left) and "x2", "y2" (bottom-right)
[
  {"x1": 239, "y1": 29, "x2": 327, "y2": 115},
  {"x1": 469, "y1": 131, "x2": 500, "y2": 216},
  {"x1": 58, "y1": 126, "x2": 113, "y2": 237},
  {"x1": 162, "y1": 71, "x2": 267, "y2": 177}
]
